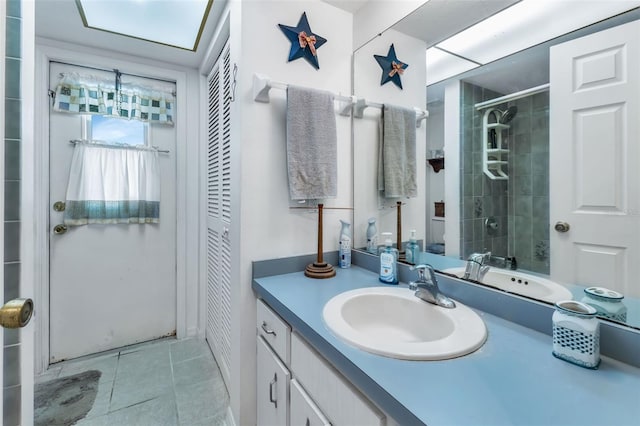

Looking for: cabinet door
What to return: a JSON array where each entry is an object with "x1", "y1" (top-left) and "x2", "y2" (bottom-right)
[
  {"x1": 257, "y1": 336, "x2": 290, "y2": 426},
  {"x1": 290, "y1": 379, "x2": 331, "y2": 426}
]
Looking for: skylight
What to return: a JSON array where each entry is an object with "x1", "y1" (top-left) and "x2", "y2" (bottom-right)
[{"x1": 76, "y1": 0, "x2": 212, "y2": 51}]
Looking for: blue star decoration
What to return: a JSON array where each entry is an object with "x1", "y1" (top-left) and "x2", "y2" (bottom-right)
[
  {"x1": 374, "y1": 44, "x2": 409, "y2": 89},
  {"x1": 278, "y1": 12, "x2": 327, "y2": 70}
]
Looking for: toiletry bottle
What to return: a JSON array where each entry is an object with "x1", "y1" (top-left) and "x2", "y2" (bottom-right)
[
  {"x1": 405, "y1": 229, "x2": 420, "y2": 265},
  {"x1": 338, "y1": 220, "x2": 352, "y2": 269},
  {"x1": 379, "y1": 232, "x2": 399, "y2": 284},
  {"x1": 366, "y1": 218, "x2": 378, "y2": 254}
]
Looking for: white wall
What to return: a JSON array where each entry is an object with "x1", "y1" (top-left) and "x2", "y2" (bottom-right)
[
  {"x1": 352, "y1": 28, "x2": 427, "y2": 250},
  {"x1": 426, "y1": 101, "x2": 445, "y2": 244},
  {"x1": 444, "y1": 80, "x2": 461, "y2": 258},
  {"x1": 228, "y1": 1, "x2": 354, "y2": 424}
]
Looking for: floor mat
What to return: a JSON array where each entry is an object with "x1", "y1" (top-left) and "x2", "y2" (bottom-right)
[{"x1": 35, "y1": 370, "x2": 101, "y2": 426}]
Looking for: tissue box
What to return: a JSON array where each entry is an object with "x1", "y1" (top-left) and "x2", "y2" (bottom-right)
[{"x1": 552, "y1": 300, "x2": 600, "y2": 369}]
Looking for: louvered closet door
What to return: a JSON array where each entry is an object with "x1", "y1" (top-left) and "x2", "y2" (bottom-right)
[{"x1": 206, "y1": 40, "x2": 232, "y2": 386}]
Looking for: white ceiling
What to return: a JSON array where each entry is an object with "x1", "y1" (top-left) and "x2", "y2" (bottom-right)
[{"x1": 35, "y1": 0, "x2": 227, "y2": 69}]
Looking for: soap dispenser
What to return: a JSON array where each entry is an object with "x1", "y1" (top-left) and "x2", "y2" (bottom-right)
[
  {"x1": 366, "y1": 218, "x2": 378, "y2": 254},
  {"x1": 338, "y1": 220, "x2": 352, "y2": 269},
  {"x1": 379, "y1": 232, "x2": 399, "y2": 284},
  {"x1": 405, "y1": 229, "x2": 420, "y2": 265}
]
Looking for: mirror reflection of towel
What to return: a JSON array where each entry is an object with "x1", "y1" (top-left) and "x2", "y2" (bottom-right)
[
  {"x1": 286, "y1": 85, "x2": 337, "y2": 200},
  {"x1": 378, "y1": 104, "x2": 417, "y2": 198}
]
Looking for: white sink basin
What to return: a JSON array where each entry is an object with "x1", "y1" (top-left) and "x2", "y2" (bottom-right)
[
  {"x1": 322, "y1": 287, "x2": 486, "y2": 360},
  {"x1": 443, "y1": 267, "x2": 572, "y2": 303}
]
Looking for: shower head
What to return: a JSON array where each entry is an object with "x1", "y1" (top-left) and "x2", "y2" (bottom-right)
[{"x1": 499, "y1": 106, "x2": 518, "y2": 124}]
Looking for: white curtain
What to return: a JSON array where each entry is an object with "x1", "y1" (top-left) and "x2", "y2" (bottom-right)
[{"x1": 64, "y1": 142, "x2": 161, "y2": 225}]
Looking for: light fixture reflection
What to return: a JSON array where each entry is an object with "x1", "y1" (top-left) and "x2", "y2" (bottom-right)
[
  {"x1": 426, "y1": 47, "x2": 479, "y2": 85},
  {"x1": 437, "y1": 0, "x2": 640, "y2": 65}
]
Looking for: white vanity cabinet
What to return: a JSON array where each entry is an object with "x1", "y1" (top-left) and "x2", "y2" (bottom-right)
[
  {"x1": 256, "y1": 299, "x2": 387, "y2": 426},
  {"x1": 290, "y1": 379, "x2": 331, "y2": 426},
  {"x1": 257, "y1": 335, "x2": 290, "y2": 426}
]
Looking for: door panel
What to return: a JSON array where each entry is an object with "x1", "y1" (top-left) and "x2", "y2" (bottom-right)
[
  {"x1": 48, "y1": 63, "x2": 177, "y2": 361},
  {"x1": 550, "y1": 20, "x2": 640, "y2": 298}
]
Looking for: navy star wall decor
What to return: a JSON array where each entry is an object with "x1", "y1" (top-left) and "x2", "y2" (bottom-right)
[
  {"x1": 278, "y1": 12, "x2": 327, "y2": 70},
  {"x1": 374, "y1": 44, "x2": 409, "y2": 89}
]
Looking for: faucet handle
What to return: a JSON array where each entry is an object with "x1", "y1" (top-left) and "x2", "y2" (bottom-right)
[{"x1": 410, "y1": 264, "x2": 428, "y2": 280}]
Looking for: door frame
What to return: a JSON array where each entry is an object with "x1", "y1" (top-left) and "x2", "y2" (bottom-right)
[{"x1": 31, "y1": 42, "x2": 193, "y2": 373}]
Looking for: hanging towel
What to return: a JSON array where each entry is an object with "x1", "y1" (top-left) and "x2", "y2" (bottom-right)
[
  {"x1": 378, "y1": 104, "x2": 417, "y2": 198},
  {"x1": 286, "y1": 85, "x2": 337, "y2": 200}
]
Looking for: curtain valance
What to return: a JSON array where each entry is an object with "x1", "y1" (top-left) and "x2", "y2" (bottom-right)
[{"x1": 53, "y1": 72, "x2": 175, "y2": 126}]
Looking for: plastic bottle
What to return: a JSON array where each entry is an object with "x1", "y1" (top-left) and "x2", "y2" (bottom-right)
[
  {"x1": 338, "y1": 220, "x2": 352, "y2": 269},
  {"x1": 405, "y1": 229, "x2": 420, "y2": 265},
  {"x1": 379, "y1": 232, "x2": 399, "y2": 284},
  {"x1": 366, "y1": 218, "x2": 378, "y2": 254}
]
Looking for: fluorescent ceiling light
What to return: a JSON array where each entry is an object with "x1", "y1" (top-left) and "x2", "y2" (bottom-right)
[
  {"x1": 76, "y1": 0, "x2": 212, "y2": 51},
  {"x1": 426, "y1": 47, "x2": 479, "y2": 85},
  {"x1": 437, "y1": 0, "x2": 640, "y2": 64}
]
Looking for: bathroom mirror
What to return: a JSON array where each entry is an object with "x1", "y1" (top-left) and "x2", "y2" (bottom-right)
[{"x1": 352, "y1": 2, "x2": 640, "y2": 330}]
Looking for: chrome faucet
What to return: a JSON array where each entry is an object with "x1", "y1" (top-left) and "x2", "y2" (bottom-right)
[
  {"x1": 463, "y1": 251, "x2": 491, "y2": 281},
  {"x1": 409, "y1": 264, "x2": 456, "y2": 309}
]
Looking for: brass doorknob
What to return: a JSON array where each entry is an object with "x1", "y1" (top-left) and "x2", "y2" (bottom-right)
[
  {"x1": 554, "y1": 221, "x2": 571, "y2": 233},
  {"x1": 0, "y1": 298, "x2": 33, "y2": 329},
  {"x1": 53, "y1": 224, "x2": 68, "y2": 235}
]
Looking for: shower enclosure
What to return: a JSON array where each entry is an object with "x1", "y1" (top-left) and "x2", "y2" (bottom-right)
[{"x1": 460, "y1": 81, "x2": 550, "y2": 274}]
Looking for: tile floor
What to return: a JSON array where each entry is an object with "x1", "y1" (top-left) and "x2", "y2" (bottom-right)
[{"x1": 35, "y1": 338, "x2": 229, "y2": 426}]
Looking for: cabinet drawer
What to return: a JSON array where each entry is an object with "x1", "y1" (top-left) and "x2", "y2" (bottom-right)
[
  {"x1": 290, "y1": 379, "x2": 331, "y2": 426},
  {"x1": 257, "y1": 336, "x2": 290, "y2": 426},
  {"x1": 257, "y1": 299, "x2": 291, "y2": 364},
  {"x1": 291, "y1": 332, "x2": 385, "y2": 426}
]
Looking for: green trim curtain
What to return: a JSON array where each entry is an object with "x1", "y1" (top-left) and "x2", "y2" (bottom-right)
[{"x1": 53, "y1": 72, "x2": 175, "y2": 126}]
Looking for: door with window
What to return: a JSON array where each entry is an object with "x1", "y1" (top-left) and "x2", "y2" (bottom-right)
[
  {"x1": 48, "y1": 62, "x2": 177, "y2": 362},
  {"x1": 549, "y1": 20, "x2": 640, "y2": 298}
]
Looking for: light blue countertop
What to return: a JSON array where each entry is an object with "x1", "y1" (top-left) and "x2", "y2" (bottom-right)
[{"x1": 253, "y1": 266, "x2": 640, "y2": 426}]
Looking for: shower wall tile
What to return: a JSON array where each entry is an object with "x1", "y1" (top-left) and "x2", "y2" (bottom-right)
[
  {"x1": 514, "y1": 195, "x2": 533, "y2": 218},
  {"x1": 512, "y1": 152, "x2": 531, "y2": 176},
  {"x1": 514, "y1": 174, "x2": 532, "y2": 196},
  {"x1": 7, "y1": 0, "x2": 21, "y2": 18},
  {"x1": 532, "y1": 174, "x2": 548, "y2": 196},
  {"x1": 4, "y1": 222, "x2": 20, "y2": 262},
  {"x1": 3, "y1": 345, "x2": 20, "y2": 387},
  {"x1": 4, "y1": 181, "x2": 20, "y2": 221},
  {"x1": 4, "y1": 262, "x2": 20, "y2": 301},
  {"x1": 4, "y1": 99, "x2": 21, "y2": 139},
  {"x1": 5, "y1": 59, "x2": 20, "y2": 99},
  {"x1": 5, "y1": 18, "x2": 20, "y2": 59},
  {"x1": 5, "y1": 140, "x2": 20, "y2": 181},
  {"x1": 531, "y1": 152, "x2": 548, "y2": 175},
  {"x1": 4, "y1": 330, "x2": 19, "y2": 346},
  {"x1": 5, "y1": 3, "x2": 22, "y2": 424},
  {"x1": 3, "y1": 385, "x2": 20, "y2": 426}
]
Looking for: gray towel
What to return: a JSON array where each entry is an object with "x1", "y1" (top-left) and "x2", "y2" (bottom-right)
[
  {"x1": 377, "y1": 104, "x2": 417, "y2": 198},
  {"x1": 286, "y1": 85, "x2": 337, "y2": 200}
]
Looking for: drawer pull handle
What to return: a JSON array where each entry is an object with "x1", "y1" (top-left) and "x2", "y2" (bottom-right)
[
  {"x1": 269, "y1": 373, "x2": 277, "y2": 408},
  {"x1": 305, "y1": 418, "x2": 310, "y2": 426},
  {"x1": 261, "y1": 321, "x2": 277, "y2": 336}
]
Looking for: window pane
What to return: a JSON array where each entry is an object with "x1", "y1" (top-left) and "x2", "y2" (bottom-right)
[{"x1": 91, "y1": 115, "x2": 146, "y2": 145}]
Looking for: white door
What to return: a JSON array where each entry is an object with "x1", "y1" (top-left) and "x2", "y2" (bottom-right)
[
  {"x1": 550, "y1": 20, "x2": 640, "y2": 298},
  {"x1": 48, "y1": 62, "x2": 177, "y2": 362},
  {"x1": 205, "y1": 41, "x2": 233, "y2": 386}
]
